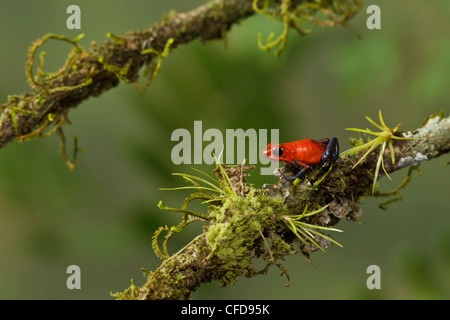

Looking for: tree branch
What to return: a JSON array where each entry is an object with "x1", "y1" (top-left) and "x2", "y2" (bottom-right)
[
  {"x1": 0, "y1": 0, "x2": 246, "y2": 148},
  {"x1": 0, "y1": 0, "x2": 362, "y2": 150},
  {"x1": 113, "y1": 114, "x2": 449, "y2": 300}
]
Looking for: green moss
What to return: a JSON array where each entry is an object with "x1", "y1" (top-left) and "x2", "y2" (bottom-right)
[
  {"x1": 135, "y1": 37, "x2": 174, "y2": 93},
  {"x1": 422, "y1": 110, "x2": 447, "y2": 126},
  {"x1": 111, "y1": 280, "x2": 139, "y2": 300},
  {"x1": 25, "y1": 33, "x2": 87, "y2": 92},
  {"x1": 117, "y1": 154, "x2": 369, "y2": 299},
  {"x1": 253, "y1": 0, "x2": 363, "y2": 56},
  {"x1": 203, "y1": 186, "x2": 288, "y2": 286},
  {"x1": 147, "y1": 164, "x2": 297, "y2": 290}
]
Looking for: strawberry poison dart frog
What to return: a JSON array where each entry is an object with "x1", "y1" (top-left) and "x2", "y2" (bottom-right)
[{"x1": 263, "y1": 137, "x2": 339, "y2": 181}]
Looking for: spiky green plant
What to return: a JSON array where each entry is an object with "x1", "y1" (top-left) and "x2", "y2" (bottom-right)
[
  {"x1": 282, "y1": 204, "x2": 343, "y2": 252},
  {"x1": 341, "y1": 110, "x2": 420, "y2": 194},
  {"x1": 155, "y1": 158, "x2": 343, "y2": 261}
]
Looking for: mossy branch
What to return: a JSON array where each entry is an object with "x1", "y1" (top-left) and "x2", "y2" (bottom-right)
[
  {"x1": 114, "y1": 113, "x2": 449, "y2": 300},
  {"x1": 0, "y1": 0, "x2": 361, "y2": 151}
]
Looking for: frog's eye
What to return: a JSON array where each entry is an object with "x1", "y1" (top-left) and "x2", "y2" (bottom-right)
[{"x1": 272, "y1": 147, "x2": 283, "y2": 157}]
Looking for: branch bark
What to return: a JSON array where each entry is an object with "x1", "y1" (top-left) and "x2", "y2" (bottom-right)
[{"x1": 114, "y1": 114, "x2": 449, "y2": 300}]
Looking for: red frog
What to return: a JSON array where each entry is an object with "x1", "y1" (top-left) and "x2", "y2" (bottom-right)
[{"x1": 263, "y1": 137, "x2": 339, "y2": 180}]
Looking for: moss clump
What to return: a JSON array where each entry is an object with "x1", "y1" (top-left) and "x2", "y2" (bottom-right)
[
  {"x1": 143, "y1": 162, "x2": 347, "y2": 295},
  {"x1": 204, "y1": 187, "x2": 288, "y2": 286},
  {"x1": 253, "y1": 0, "x2": 363, "y2": 56}
]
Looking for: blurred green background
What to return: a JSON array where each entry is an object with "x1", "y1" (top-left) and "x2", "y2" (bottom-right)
[{"x1": 0, "y1": 0, "x2": 449, "y2": 299}]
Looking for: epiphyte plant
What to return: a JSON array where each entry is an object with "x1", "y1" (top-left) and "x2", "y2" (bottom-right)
[
  {"x1": 282, "y1": 204, "x2": 343, "y2": 252},
  {"x1": 153, "y1": 160, "x2": 235, "y2": 260},
  {"x1": 341, "y1": 110, "x2": 420, "y2": 194}
]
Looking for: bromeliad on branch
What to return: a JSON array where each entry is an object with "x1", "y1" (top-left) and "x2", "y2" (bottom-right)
[{"x1": 341, "y1": 110, "x2": 421, "y2": 194}]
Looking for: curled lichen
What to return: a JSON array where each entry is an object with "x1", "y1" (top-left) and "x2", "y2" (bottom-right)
[
  {"x1": 135, "y1": 37, "x2": 174, "y2": 93},
  {"x1": 26, "y1": 33, "x2": 87, "y2": 92},
  {"x1": 253, "y1": 0, "x2": 363, "y2": 56}
]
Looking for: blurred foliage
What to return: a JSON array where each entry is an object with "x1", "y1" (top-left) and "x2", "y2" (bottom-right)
[{"x1": 0, "y1": 0, "x2": 448, "y2": 299}]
